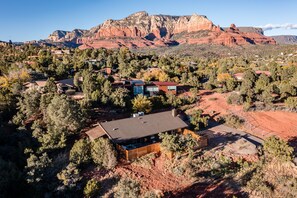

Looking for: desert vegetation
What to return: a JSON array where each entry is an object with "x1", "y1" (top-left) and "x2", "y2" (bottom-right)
[{"x1": 1, "y1": 43, "x2": 297, "y2": 197}]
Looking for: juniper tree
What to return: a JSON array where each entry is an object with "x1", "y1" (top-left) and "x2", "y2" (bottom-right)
[{"x1": 91, "y1": 138, "x2": 117, "y2": 169}]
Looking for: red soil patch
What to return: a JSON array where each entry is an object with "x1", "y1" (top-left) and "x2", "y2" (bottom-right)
[
  {"x1": 197, "y1": 90, "x2": 297, "y2": 140},
  {"x1": 82, "y1": 155, "x2": 243, "y2": 196},
  {"x1": 114, "y1": 155, "x2": 241, "y2": 197},
  {"x1": 171, "y1": 180, "x2": 242, "y2": 198},
  {"x1": 115, "y1": 155, "x2": 192, "y2": 193}
]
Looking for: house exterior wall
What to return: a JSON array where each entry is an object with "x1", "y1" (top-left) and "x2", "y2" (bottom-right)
[
  {"x1": 157, "y1": 85, "x2": 177, "y2": 95},
  {"x1": 133, "y1": 85, "x2": 144, "y2": 96},
  {"x1": 145, "y1": 85, "x2": 159, "y2": 96},
  {"x1": 115, "y1": 128, "x2": 186, "y2": 161}
]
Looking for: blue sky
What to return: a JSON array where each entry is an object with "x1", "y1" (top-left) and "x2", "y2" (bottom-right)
[{"x1": 1, "y1": 0, "x2": 297, "y2": 42}]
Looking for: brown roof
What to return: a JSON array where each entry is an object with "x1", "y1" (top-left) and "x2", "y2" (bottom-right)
[
  {"x1": 100, "y1": 111, "x2": 188, "y2": 143},
  {"x1": 69, "y1": 92, "x2": 85, "y2": 100},
  {"x1": 57, "y1": 78, "x2": 75, "y2": 87},
  {"x1": 153, "y1": 81, "x2": 177, "y2": 86},
  {"x1": 35, "y1": 80, "x2": 47, "y2": 87},
  {"x1": 85, "y1": 125, "x2": 106, "y2": 141},
  {"x1": 255, "y1": 71, "x2": 271, "y2": 76}
]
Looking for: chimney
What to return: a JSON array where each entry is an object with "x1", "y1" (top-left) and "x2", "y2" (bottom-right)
[
  {"x1": 172, "y1": 109, "x2": 178, "y2": 117},
  {"x1": 106, "y1": 67, "x2": 112, "y2": 75}
]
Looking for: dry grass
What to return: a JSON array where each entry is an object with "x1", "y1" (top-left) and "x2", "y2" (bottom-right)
[
  {"x1": 132, "y1": 153, "x2": 157, "y2": 169},
  {"x1": 240, "y1": 158, "x2": 297, "y2": 198}
]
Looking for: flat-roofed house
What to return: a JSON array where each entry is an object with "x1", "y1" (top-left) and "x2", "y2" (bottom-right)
[
  {"x1": 86, "y1": 110, "x2": 189, "y2": 160},
  {"x1": 56, "y1": 78, "x2": 76, "y2": 93}
]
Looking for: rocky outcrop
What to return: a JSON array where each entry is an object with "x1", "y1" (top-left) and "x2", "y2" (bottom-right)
[
  {"x1": 48, "y1": 29, "x2": 88, "y2": 43},
  {"x1": 223, "y1": 26, "x2": 264, "y2": 35},
  {"x1": 47, "y1": 11, "x2": 276, "y2": 49},
  {"x1": 271, "y1": 35, "x2": 297, "y2": 45}
]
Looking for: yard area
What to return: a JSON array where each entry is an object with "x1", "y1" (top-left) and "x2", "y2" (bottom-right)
[
  {"x1": 197, "y1": 90, "x2": 297, "y2": 140},
  {"x1": 82, "y1": 121, "x2": 262, "y2": 197}
]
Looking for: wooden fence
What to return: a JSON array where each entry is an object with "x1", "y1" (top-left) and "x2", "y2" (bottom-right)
[
  {"x1": 116, "y1": 129, "x2": 207, "y2": 161},
  {"x1": 117, "y1": 142, "x2": 160, "y2": 161}
]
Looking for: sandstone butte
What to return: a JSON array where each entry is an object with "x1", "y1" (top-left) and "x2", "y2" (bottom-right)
[{"x1": 47, "y1": 11, "x2": 276, "y2": 49}]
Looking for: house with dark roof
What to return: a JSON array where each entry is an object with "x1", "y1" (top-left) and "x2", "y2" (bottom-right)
[
  {"x1": 56, "y1": 78, "x2": 76, "y2": 93},
  {"x1": 111, "y1": 79, "x2": 179, "y2": 97},
  {"x1": 131, "y1": 81, "x2": 178, "y2": 96},
  {"x1": 86, "y1": 110, "x2": 190, "y2": 160}
]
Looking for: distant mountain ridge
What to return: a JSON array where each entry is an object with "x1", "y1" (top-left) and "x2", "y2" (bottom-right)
[
  {"x1": 44, "y1": 11, "x2": 276, "y2": 49},
  {"x1": 48, "y1": 29, "x2": 88, "y2": 43},
  {"x1": 271, "y1": 35, "x2": 297, "y2": 45}
]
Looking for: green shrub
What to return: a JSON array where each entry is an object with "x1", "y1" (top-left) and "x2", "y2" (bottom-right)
[
  {"x1": 263, "y1": 136, "x2": 294, "y2": 162},
  {"x1": 243, "y1": 102, "x2": 252, "y2": 112},
  {"x1": 159, "y1": 133, "x2": 200, "y2": 153},
  {"x1": 246, "y1": 171, "x2": 273, "y2": 197},
  {"x1": 133, "y1": 153, "x2": 156, "y2": 168},
  {"x1": 114, "y1": 178, "x2": 140, "y2": 198},
  {"x1": 84, "y1": 179, "x2": 100, "y2": 198},
  {"x1": 56, "y1": 163, "x2": 81, "y2": 189},
  {"x1": 91, "y1": 138, "x2": 117, "y2": 169},
  {"x1": 69, "y1": 139, "x2": 91, "y2": 166},
  {"x1": 227, "y1": 93, "x2": 244, "y2": 105},
  {"x1": 189, "y1": 109, "x2": 209, "y2": 130},
  {"x1": 203, "y1": 83, "x2": 215, "y2": 90},
  {"x1": 222, "y1": 114, "x2": 245, "y2": 129},
  {"x1": 285, "y1": 97, "x2": 297, "y2": 110}
]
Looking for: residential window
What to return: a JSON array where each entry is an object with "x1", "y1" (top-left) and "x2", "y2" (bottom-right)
[
  {"x1": 146, "y1": 86, "x2": 159, "y2": 92},
  {"x1": 167, "y1": 86, "x2": 176, "y2": 91}
]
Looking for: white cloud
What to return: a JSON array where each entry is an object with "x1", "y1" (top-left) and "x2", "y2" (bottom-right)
[{"x1": 259, "y1": 23, "x2": 297, "y2": 31}]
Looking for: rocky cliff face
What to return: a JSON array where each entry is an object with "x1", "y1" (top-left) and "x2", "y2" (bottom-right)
[
  {"x1": 47, "y1": 11, "x2": 276, "y2": 49},
  {"x1": 48, "y1": 29, "x2": 88, "y2": 42},
  {"x1": 271, "y1": 35, "x2": 297, "y2": 45},
  {"x1": 223, "y1": 27, "x2": 264, "y2": 35}
]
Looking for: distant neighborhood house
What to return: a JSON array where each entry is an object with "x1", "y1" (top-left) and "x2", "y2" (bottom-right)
[
  {"x1": 131, "y1": 80, "x2": 178, "y2": 96},
  {"x1": 233, "y1": 70, "x2": 271, "y2": 81},
  {"x1": 24, "y1": 78, "x2": 84, "y2": 100},
  {"x1": 111, "y1": 79, "x2": 179, "y2": 96}
]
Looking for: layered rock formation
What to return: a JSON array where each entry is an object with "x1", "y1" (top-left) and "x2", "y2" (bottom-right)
[
  {"x1": 271, "y1": 35, "x2": 297, "y2": 45},
  {"x1": 223, "y1": 26, "x2": 264, "y2": 35},
  {"x1": 47, "y1": 11, "x2": 276, "y2": 49},
  {"x1": 48, "y1": 29, "x2": 87, "y2": 43}
]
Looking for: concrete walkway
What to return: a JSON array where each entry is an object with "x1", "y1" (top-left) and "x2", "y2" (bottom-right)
[{"x1": 198, "y1": 121, "x2": 263, "y2": 155}]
